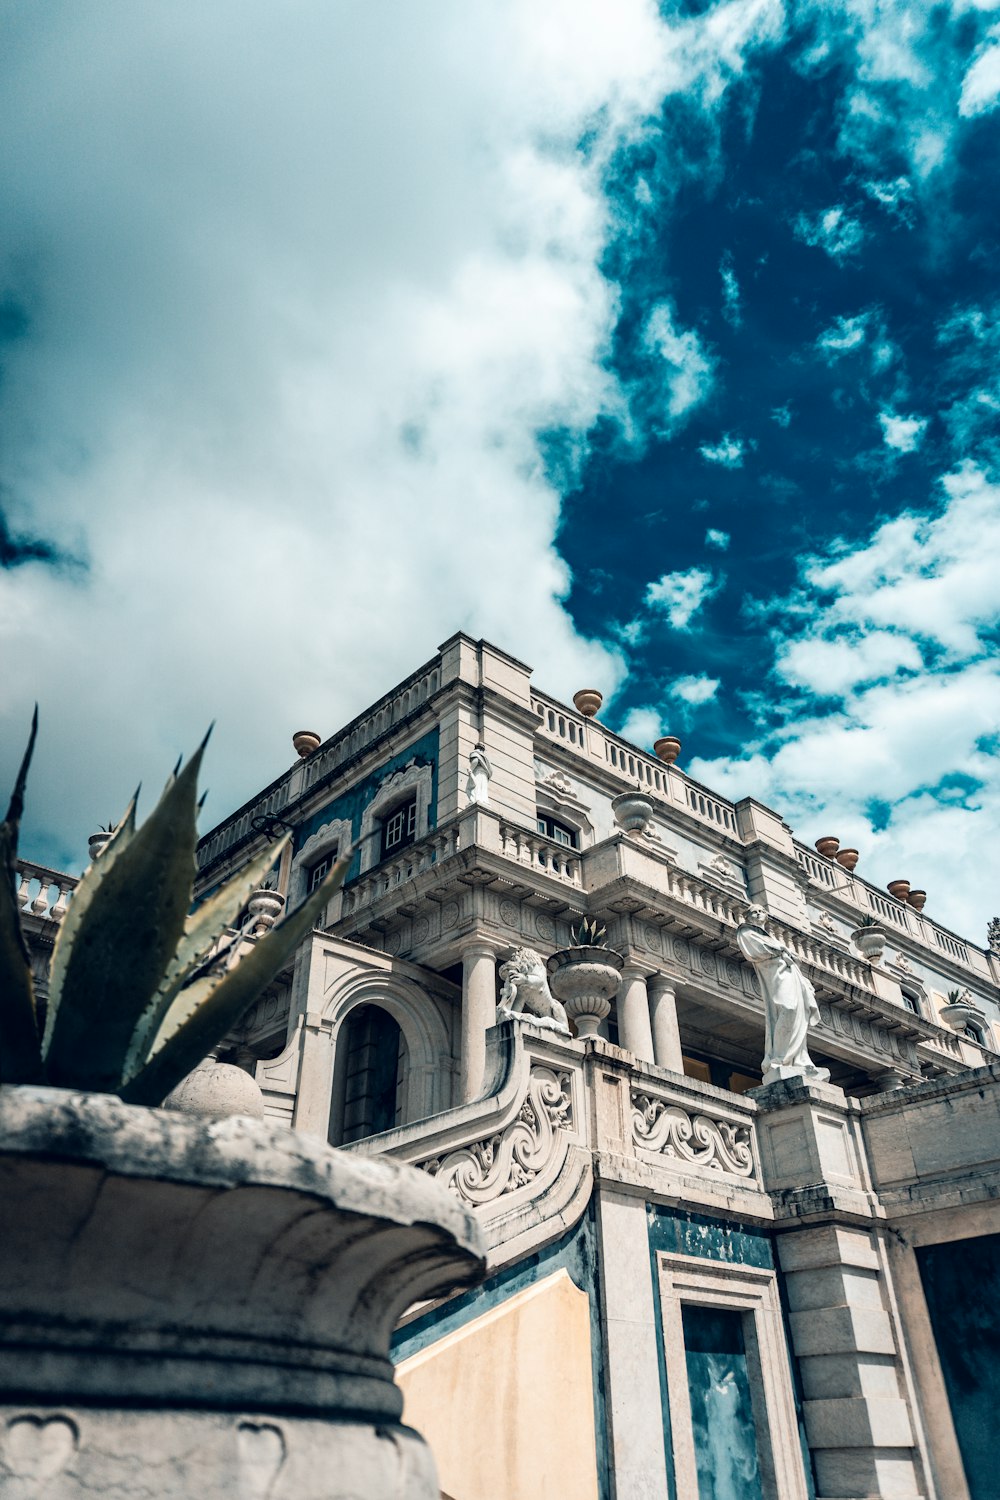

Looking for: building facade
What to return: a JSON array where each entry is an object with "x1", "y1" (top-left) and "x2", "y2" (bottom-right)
[{"x1": 17, "y1": 632, "x2": 1000, "y2": 1500}]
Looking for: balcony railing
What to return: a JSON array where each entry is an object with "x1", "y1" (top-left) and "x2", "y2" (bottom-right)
[
  {"x1": 530, "y1": 689, "x2": 739, "y2": 838},
  {"x1": 793, "y1": 845, "x2": 978, "y2": 975},
  {"x1": 15, "y1": 860, "x2": 77, "y2": 924}
]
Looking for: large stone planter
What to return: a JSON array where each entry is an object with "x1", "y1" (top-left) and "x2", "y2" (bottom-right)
[
  {"x1": 851, "y1": 923, "x2": 887, "y2": 966},
  {"x1": 547, "y1": 946, "x2": 624, "y2": 1037},
  {"x1": 0, "y1": 1087, "x2": 484, "y2": 1498}
]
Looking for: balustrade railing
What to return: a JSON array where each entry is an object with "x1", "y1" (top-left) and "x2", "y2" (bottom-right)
[
  {"x1": 339, "y1": 825, "x2": 463, "y2": 919},
  {"x1": 794, "y1": 844, "x2": 984, "y2": 978},
  {"x1": 15, "y1": 860, "x2": 77, "y2": 924},
  {"x1": 198, "y1": 657, "x2": 443, "y2": 871},
  {"x1": 498, "y1": 821, "x2": 582, "y2": 886}
]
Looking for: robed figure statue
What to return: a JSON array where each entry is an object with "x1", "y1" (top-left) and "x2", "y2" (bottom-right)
[{"x1": 736, "y1": 906, "x2": 830, "y2": 1087}]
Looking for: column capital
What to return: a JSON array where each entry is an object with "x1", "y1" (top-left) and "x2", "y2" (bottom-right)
[
  {"x1": 459, "y1": 937, "x2": 502, "y2": 961},
  {"x1": 647, "y1": 972, "x2": 678, "y2": 998}
]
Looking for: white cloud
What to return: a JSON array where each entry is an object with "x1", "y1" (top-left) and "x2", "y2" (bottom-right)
[
  {"x1": 618, "y1": 706, "x2": 664, "y2": 747},
  {"x1": 816, "y1": 311, "x2": 871, "y2": 356},
  {"x1": 878, "y1": 411, "x2": 929, "y2": 452},
  {"x1": 794, "y1": 204, "x2": 865, "y2": 260},
  {"x1": 689, "y1": 466, "x2": 1000, "y2": 935},
  {"x1": 720, "y1": 254, "x2": 741, "y2": 326},
  {"x1": 960, "y1": 31, "x2": 1000, "y2": 114},
  {"x1": 771, "y1": 404, "x2": 792, "y2": 427},
  {"x1": 699, "y1": 434, "x2": 746, "y2": 467},
  {"x1": 671, "y1": 673, "x2": 720, "y2": 705},
  {"x1": 642, "y1": 300, "x2": 715, "y2": 423},
  {"x1": 3, "y1": 0, "x2": 716, "y2": 864},
  {"x1": 645, "y1": 566, "x2": 719, "y2": 629},
  {"x1": 705, "y1": 527, "x2": 731, "y2": 550}
]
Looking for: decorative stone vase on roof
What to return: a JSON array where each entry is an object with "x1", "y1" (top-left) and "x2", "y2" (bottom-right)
[{"x1": 611, "y1": 790, "x2": 654, "y2": 835}]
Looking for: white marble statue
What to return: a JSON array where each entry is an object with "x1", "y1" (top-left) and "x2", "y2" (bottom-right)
[
  {"x1": 465, "y1": 744, "x2": 493, "y2": 807},
  {"x1": 736, "y1": 906, "x2": 830, "y2": 1086},
  {"x1": 498, "y1": 947, "x2": 570, "y2": 1034}
]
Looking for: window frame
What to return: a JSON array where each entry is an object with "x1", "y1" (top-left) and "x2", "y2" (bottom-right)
[{"x1": 536, "y1": 811, "x2": 580, "y2": 848}]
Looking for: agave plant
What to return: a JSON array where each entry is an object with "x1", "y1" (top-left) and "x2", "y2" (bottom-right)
[
  {"x1": 570, "y1": 916, "x2": 608, "y2": 947},
  {"x1": 0, "y1": 714, "x2": 350, "y2": 1105}
]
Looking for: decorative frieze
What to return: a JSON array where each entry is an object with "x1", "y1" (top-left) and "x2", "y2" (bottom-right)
[
  {"x1": 631, "y1": 1089, "x2": 757, "y2": 1179},
  {"x1": 419, "y1": 1066, "x2": 573, "y2": 1206}
]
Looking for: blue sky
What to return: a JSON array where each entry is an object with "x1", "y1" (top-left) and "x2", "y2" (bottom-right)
[{"x1": 1, "y1": 1, "x2": 998, "y2": 940}]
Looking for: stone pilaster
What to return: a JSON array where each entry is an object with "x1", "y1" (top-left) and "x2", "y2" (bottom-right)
[
  {"x1": 594, "y1": 1188, "x2": 670, "y2": 1500},
  {"x1": 753, "y1": 1078, "x2": 931, "y2": 1500}
]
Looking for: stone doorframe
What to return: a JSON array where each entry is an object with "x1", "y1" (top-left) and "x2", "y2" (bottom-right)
[{"x1": 655, "y1": 1251, "x2": 809, "y2": 1500}]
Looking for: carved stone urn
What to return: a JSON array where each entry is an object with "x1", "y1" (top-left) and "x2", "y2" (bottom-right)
[
  {"x1": 653, "y1": 736, "x2": 681, "y2": 765},
  {"x1": 939, "y1": 992, "x2": 984, "y2": 1033},
  {"x1": 247, "y1": 886, "x2": 285, "y2": 935},
  {"x1": 547, "y1": 946, "x2": 624, "y2": 1038},
  {"x1": 814, "y1": 836, "x2": 839, "y2": 858},
  {"x1": 835, "y1": 848, "x2": 859, "y2": 872},
  {"x1": 292, "y1": 729, "x2": 322, "y2": 758},
  {"x1": 611, "y1": 791, "x2": 654, "y2": 835},
  {"x1": 851, "y1": 922, "x2": 887, "y2": 965},
  {"x1": 87, "y1": 830, "x2": 112, "y2": 862},
  {"x1": 907, "y1": 889, "x2": 927, "y2": 912},
  {"x1": 887, "y1": 879, "x2": 911, "y2": 902},
  {"x1": 572, "y1": 689, "x2": 603, "y2": 719},
  {"x1": 0, "y1": 1087, "x2": 484, "y2": 1499}
]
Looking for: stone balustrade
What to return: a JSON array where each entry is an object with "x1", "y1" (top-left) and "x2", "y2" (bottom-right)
[
  {"x1": 497, "y1": 819, "x2": 582, "y2": 886},
  {"x1": 15, "y1": 860, "x2": 77, "y2": 923},
  {"x1": 340, "y1": 825, "x2": 464, "y2": 920},
  {"x1": 793, "y1": 843, "x2": 991, "y2": 982}
]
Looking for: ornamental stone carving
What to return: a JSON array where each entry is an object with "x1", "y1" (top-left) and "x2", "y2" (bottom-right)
[
  {"x1": 737, "y1": 906, "x2": 830, "y2": 1087},
  {"x1": 631, "y1": 1091, "x2": 756, "y2": 1178},
  {"x1": 421, "y1": 1067, "x2": 573, "y2": 1205},
  {"x1": 465, "y1": 744, "x2": 493, "y2": 807},
  {"x1": 498, "y1": 948, "x2": 570, "y2": 1034}
]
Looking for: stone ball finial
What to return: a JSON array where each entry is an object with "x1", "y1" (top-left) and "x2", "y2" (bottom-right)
[
  {"x1": 573, "y1": 689, "x2": 603, "y2": 718},
  {"x1": 163, "y1": 1058, "x2": 266, "y2": 1120},
  {"x1": 292, "y1": 730, "x2": 322, "y2": 759}
]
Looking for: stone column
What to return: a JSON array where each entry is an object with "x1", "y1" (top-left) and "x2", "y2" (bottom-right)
[
  {"x1": 648, "y1": 976, "x2": 684, "y2": 1072},
  {"x1": 617, "y1": 965, "x2": 655, "y2": 1063},
  {"x1": 460, "y1": 941, "x2": 498, "y2": 1103}
]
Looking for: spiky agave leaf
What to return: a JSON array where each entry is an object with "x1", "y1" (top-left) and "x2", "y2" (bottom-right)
[
  {"x1": 44, "y1": 734, "x2": 210, "y2": 1091},
  {"x1": 0, "y1": 708, "x2": 43, "y2": 1084},
  {"x1": 44, "y1": 791, "x2": 138, "y2": 1047},
  {"x1": 121, "y1": 834, "x2": 290, "y2": 1081},
  {"x1": 120, "y1": 850, "x2": 352, "y2": 1106}
]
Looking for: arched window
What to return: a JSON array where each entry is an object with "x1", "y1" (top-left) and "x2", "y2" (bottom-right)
[{"x1": 339, "y1": 1005, "x2": 407, "y2": 1143}]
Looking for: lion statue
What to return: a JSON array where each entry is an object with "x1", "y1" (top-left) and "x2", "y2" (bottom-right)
[{"x1": 497, "y1": 946, "x2": 570, "y2": 1034}]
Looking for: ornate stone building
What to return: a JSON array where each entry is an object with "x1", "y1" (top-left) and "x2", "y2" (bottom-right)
[{"x1": 17, "y1": 633, "x2": 1000, "y2": 1500}]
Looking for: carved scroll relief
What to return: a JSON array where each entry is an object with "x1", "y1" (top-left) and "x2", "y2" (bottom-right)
[
  {"x1": 420, "y1": 1066, "x2": 573, "y2": 1207},
  {"x1": 631, "y1": 1090, "x2": 756, "y2": 1178}
]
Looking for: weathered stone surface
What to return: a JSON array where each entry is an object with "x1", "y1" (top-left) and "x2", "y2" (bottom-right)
[{"x1": 0, "y1": 1087, "x2": 485, "y2": 1499}]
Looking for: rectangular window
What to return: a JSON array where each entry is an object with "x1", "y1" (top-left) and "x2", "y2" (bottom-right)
[
  {"x1": 308, "y1": 852, "x2": 336, "y2": 892},
  {"x1": 382, "y1": 797, "x2": 417, "y2": 857},
  {"x1": 536, "y1": 812, "x2": 578, "y2": 848},
  {"x1": 682, "y1": 1304, "x2": 764, "y2": 1500}
]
